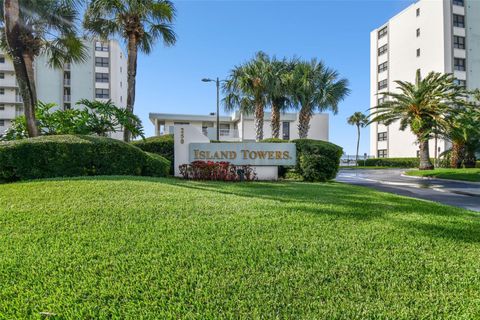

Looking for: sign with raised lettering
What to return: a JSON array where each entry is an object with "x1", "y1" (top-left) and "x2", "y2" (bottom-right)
[{"x1": 189, "y1": 143, "x2": 296, "y2": 166}]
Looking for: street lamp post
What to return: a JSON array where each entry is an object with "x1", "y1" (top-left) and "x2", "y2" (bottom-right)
[{"x1": 202, "y1": 77, "x2": 223, "y2": 141}]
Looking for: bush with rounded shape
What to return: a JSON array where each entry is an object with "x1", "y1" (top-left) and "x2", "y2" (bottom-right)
[
  {"x1": 131, "y1": 135, "x2": 174, "y2": 173},
  {"x1": 300, "y1": 154, "x2": 337, "y2": 182},
  {"x1": 260, "y1": 138, "x2": 287, "y2": 143},
  {"x1": 143, "y1": 152, "x2": 170, "y2": 177},
  {"x1": 292, "y1": 139, "x2": 343, "y2": 181},
  {"x1": 0, "y1": 135, "x2": 170, "y2": 182}
]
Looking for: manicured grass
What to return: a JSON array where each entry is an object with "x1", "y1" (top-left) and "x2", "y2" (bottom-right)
[
  {"x1": 406, "y1": 168, "x2": 480, "y2": 182},
  {"x1": 1, "y1": 177, "x2": 480, "y2": 318}
]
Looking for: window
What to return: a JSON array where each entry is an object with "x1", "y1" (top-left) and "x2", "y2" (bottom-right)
[
  {"x1": 95, "y1": 88, "x2": 109, "y2": 99},
  {"x1": 0, "y1": 73, "x2": 4, "y2": 79},
  {"x1": 377, "y1": 97, "x2": 385, "y2": 105},
  {"x1": 95, "y1": 73, "x2": 109, "y2": 83},
  {"x1": 454, "y1": 79, "x2": 466, "y2": 88},
  {"x1": 377, "y1": 149, "x2": 388, "y2": 158},
  {"x1": 416, "y1": 8, "x2": 420, "y2": 16},
  {"x1": 0, "y1": 119, "x2": 5, "y2": 126},
  {"x1": 454, "y1": 58, "x2": 466, "y2": 71},
  {"x1": 378, "y1": 79, "x2": 388, "y2": 90},
  {"x1": 416, "y1": 48, "x2": 421, "y2": 57},
  {"x1": 378, "y1": 44, "x2": 388, "y2": 56},
  {"x1": 378, "y1": 62, "x2": 388, "y2": 73},
  {"x1": 95, "y1": 57, "x2": 109, "y2": 67},
  {"x1": 378, "y1": 26, "x2": 388, "y2": 39},
  {"x1": 453, "y1": 0, "x2": 464, "y2": 6},
  {"x1": 378, "y1": 132, "x2": 387, "y2": 141},
  {"x1": 416, "y1": 28, "x2": 420, "y2": 37},
  {"x1": 174, "y1": 122, "x2": 190, "y2": 125},
  {"x1": 454, "y1": 36, "x2": 465, "y2": 49},
  {"x1": 453, "y1": 14, "x2": 465, "y2": 28},
  {"x1": 0, "y1": 56, "x2": 5, "y2": 63},
  {"x1": 64, "y1": 103, "x2": 71, "y2": 110},
  {"x1": 0, "y1": 88, "x2": 4, "y2": 95},
  {"x1": 95, "y1": 41, "x2": 109, "y2": 52},
  {"x1": 0, "y1": 104, "x2": 4, "y2": 111},
  {"x1": 282, "y1": 121, "x2": 290, "y2": 140}
]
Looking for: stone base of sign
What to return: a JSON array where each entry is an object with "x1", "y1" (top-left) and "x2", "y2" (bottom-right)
[{"x1": 252, "y1": 166, "x2": 278, "y2": 180}]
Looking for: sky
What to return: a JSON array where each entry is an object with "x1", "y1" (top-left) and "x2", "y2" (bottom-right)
[{"x1": 133, "y1": 0, "x2": 414, "y2": 155}]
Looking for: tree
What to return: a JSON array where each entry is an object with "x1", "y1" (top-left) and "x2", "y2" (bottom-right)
[
  {"x1": 347, "y1": 112, "x2": 368, "y2": 166},
  {"x1": 2, "y1": 100, "x2": 144, "y2": 141},
  {"x1": 223, "y1": 52, "x2": 270, "y2": 141},
  {"x1": 370, "y1": 71, "x2": 467, "y2": 170},
  {"x1": 1, "y1": 0, "x2": 87, "y2": 137},
  {"x1": 84, "y1": 0, "x2": 176, "y2": 142},
  {"x1": 442, "y1": 92, "x2": 480, "y2": 168},
  {"x1": 265, "y1": 57, "x2": 293, "y2": 139},
  {"x1": 290, "y1": 59, "x2": 349, "y2": 139}
]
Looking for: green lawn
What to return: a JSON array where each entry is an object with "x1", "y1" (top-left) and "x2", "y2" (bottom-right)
[
  {"x1": 406, "y1": 168, "x2": 480, "y2": 182},
  {"x1": 1, "y1": 177, "x2": 480, "y2": 319}
]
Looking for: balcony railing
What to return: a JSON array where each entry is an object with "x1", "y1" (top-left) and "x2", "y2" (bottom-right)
[
  {"x1": 63, "y1": 78, "x2": 71, "y2": 86},
  {"x1": 64, "y1": 63, "x2": 71, "y2": 70},
  {"x1": 15, "y1": 95, "x2": 23, "y2": 102},
  {"x1": 63, "y1": 95, "x2": 71, "y2": 102}
]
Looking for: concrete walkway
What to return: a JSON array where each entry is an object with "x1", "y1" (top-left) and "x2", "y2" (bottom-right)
[{"x1": 336, "y1": 169, "x2": 480, "y2": 212}]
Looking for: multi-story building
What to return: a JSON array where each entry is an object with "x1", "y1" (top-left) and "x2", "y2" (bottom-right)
[
  {"x1": 0, "y1": 39, "x2": 127, "y2": 139},
  {"x1": 370, "y1": 0, "x2": 480, "y2": 158},
  {"x1": 149, "y1": 111, "x2": 329, "y2": 142}
]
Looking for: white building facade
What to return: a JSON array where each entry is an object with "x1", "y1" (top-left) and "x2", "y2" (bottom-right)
[
  {"x1": 370, "y1": 0, "x2": 480, "y2": 158},
  {"x1": 0, "y1": 39, "x2": 127, "y2": 139},
  {"x1": 149, "y1": 112, "x2": 329, "y2": 142}
]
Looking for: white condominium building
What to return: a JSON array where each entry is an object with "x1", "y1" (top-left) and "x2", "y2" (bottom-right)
[
  {"x1": 370, "y1": 0, "x2": 480, "y2": 158},
  {"x1": 0, "y1": 39, "x2": 127, "y2": 139},
  {"x1": 149, "y1": 111, "x2": 329, "y2": 142}
]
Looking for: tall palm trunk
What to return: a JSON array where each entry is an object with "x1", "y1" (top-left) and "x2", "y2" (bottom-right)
[
  {"x1": 418, "y1": 138, "x2": 433, "y2": 170},
  {"x1": 124, "y1": 34, "x2": 138, "y2": 142},
  {"x1": 271, "y1": 101, "x2": 280, "y2": 139},
  {"x1": 4, "y1": 0, "x2": 39, "y2": 137},
  {"x1": 355, "y1": 125, "x2": 360, "y2": 166},
  {"x1": 298, "y1": 105, "x2": 312, "y2": 139},
  {"x1": 450, "y1": 142, "x2": 464, "y2": 168},
  {"x1": 254, "y1": 101, "x2": 264, "y2": 141}
]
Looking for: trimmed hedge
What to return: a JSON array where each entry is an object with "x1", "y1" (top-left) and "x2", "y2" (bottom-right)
[
  {"x1": 0, "y1": 135, "x2": 170, "y2": 182},
  {"x1": 131, "y1": 135, "x2": 174, "y2": 173},
  {"x1": 292, "y1": 139, "x2": 343, "y2": 182},
  {"x1": 364, "y1": 158, "x2": 419, "y2": 168}
]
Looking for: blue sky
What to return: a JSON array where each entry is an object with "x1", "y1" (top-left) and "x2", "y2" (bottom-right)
[{"x1": 134, "y1": 0, "x2": 413, "y2": 155}]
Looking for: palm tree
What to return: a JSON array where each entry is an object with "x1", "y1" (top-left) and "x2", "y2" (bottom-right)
[
  {"x1": 370, "y1": 71, "x2": 467, "y2": 170},
  {"x1": 1, "y1": 0, "x2": 87, "y2": 137},
  {"x1": 265, "y1": 57, "x2": 293, "y2": 139},
  {"x1": 223, "y1": 52, "x2": 270, "y2": 141},
  {"x1": 290, "y1": 59, "x2": 349, "y2": 139},
  {"x1": 84, "y1": 0, "x2": 177, "y2": 142},
  {"x1": 442, "y1": 93, "x2": 480, "y2": 168},
  {"x1": 347, "y1": 112, "x2": 369, "y2": 166}
]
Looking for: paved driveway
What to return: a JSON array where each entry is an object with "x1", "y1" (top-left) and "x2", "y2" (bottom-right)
[{"x1": 336, "y1": 169, "x2": 480, "y2": 212}]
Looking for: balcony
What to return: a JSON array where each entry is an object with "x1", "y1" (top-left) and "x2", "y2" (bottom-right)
[
  {"x1": 15, "y1": 95, "x2": 22, "y2": 102},
  {"x1": 205, "y1": 127, "x2": 240, "y2": 141},
  {"x1": 63, "y1": 78, "x2": 71, "y2": 86},
  {"x1": 64, "y1": 63, "x2": 71, "y2": 70},
  {"x1": 63, "y1": 95, "x2": 71, "y2": 102}
]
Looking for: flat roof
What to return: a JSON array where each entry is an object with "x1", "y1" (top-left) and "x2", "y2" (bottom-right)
[{"x1": 149, "y1": 111, "x2": 301, "y2": 124}]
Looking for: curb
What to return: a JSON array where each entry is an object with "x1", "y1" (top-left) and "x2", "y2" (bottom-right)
[{"x1": 401, "y1": 173, "x2": 480, "y2": 197}]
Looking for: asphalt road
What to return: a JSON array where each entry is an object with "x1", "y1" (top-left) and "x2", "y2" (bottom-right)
[{"x1": 336, "y1": 169, "x2": 480, "y2": 212}]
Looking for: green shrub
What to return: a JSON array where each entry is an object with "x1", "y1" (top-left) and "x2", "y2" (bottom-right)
[
  {"x1": 143, "y1": 152, "x2": 170, "y2": 177},
  {"x1": 292, "y1": 139, "x2": 343, "y2": 182},
  {"x1": 131, "y1": 135, "x2": 174, "y2": 173},
  {"x1": 364, "y1": 158, "x2": 419, "y2": 168},
  {"x1": 0, "y1": 135, "x2": 170, "y2": 182},
  {"x1": 300, "y1": 154, "x2": 336, "y2": 182},
  {"x1": 260, "y1": 138, "x2": 288, "y2": 143}
]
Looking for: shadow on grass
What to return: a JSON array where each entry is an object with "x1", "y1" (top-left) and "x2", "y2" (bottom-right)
[{"x1": 5, "y1": 175, "x2": 480, "y2": 243}]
